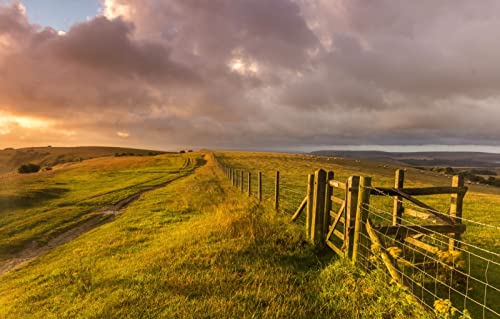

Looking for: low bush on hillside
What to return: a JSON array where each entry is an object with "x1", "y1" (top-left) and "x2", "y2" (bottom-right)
[{"x1": 17, "y1": 163, "x2": 41, "y2": 174}]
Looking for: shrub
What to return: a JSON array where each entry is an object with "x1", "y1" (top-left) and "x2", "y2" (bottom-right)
[{"x1": 18, "y1": 163, "x2": 41, "y2": 174}]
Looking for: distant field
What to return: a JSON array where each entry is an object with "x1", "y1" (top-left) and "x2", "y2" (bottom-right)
[
  {"x1": 0, "y1": 153, "x2": 199, "y2": 262},
  {"x1": 311, "y1": 150, "x2": 500, "y2": 168},
  {"x1": 0, "y1": 146, "x2": 168, "y2": 174}
]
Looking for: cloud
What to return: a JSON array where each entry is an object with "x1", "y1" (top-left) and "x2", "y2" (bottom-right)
[
  {"x1": 116, "y1": 131, "x2": 129, "y2": 138},
  {"x1": 0, "y1": 0, "x2": 499, "y2": 150}
]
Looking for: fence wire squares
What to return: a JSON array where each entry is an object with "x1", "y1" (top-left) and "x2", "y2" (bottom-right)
[{"x1": 359, "y1": 199, "x2": 499, "y2": 319}]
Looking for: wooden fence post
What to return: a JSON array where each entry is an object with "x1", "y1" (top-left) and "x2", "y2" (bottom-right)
[
  {"x1": 311, "y1": 169, "x2": 327, "y2": 247},
  {"x1": 258, "y1": 172, "x2": 262, "y2": 201},
  {"x1": 231, "y1": 168, "x2": 235, "y2": 186},
  {"x1": 345, "y1": 176, "x2": 360, "y2": 258},
  {"x1": 274, "y1": 171, "x2": 280, "y2": 211},
  {"x1": 306, "y1": 173, "x2": 315, "y2": 241},
  {"x1": 449, "y1": 175, "x2": 464, "y2": 250},
  {"x1": 393, "y1": 169, "x2": 405, "y2": 225},
  {"x1": 352, "y1": 176, "x2": 371, "y2": 265},
  {"x1": 323, "y1": 171, "x2": 334, "y2": 243},
  {"x1": 247, "y1": 172, "x2": 251, "y2": 196},
  {"x1": 240, "y1": 171, "x2": 244, "y2": 192}
]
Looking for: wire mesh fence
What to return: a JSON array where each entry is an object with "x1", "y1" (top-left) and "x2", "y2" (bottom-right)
[
  {"x1": 215, "y1": 157, "x2": 499, "y2": 318},
  {"x1": 359, "y1": 185, "x2": 499, "y2": 319}
]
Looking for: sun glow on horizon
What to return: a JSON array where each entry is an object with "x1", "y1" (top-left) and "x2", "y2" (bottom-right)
[{"x1": 0, "y1": 111, "x2": 51, "y2": 135}]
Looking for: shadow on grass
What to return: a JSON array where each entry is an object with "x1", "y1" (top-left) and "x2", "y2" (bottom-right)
[{"x1": 0, "y1": 187, "x2": 70, "y2": 211}]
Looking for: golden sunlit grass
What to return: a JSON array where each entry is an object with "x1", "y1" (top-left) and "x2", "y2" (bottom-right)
[
  {"x1": 0, "y1": 153, "x2": 431, "y2": 318},
  {"x1": 215, "y1": 151, "x2": 500, "y2": 317}
]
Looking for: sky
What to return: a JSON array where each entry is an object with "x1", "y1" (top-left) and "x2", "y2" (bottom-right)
[{"x1": 0, "y1": 0, "x2": 500, "y2": 152}]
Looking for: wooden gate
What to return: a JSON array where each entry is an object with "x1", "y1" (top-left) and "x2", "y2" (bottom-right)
[{"x1": 325, "y1": 176, "x2": 359, "y2": 258}]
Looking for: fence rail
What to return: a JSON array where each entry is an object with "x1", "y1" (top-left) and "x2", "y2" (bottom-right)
[{"x1": 215, "y1": 156, "x2": 499, "y2": 318}]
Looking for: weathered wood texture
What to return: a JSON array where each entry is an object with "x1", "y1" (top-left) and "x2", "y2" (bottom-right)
[
  {"x1": 258, "y1": 172, "x2": 262, "y2": 201},
  {"x1": 274, "y1": 171, "x2": 280, "y2": 211},
  {"x1": 393, "y1": 169, "x2": 404, "y2": 225},
  {"x1": 311, "y1": 169, "x2": 326, "y2": 246},
  {"x1": 449, "y1": 175, "x2": 465, "y2": 250},
  {"x1": 353, "y1": 176, "x2": 371, "y2": 266},
  {"x1": 306, "y1": 173, "x2": 314, "y2": 240}
]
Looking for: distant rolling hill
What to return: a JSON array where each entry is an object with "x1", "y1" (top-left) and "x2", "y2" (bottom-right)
[
  {"x1": 310, "y1": 150, "x2": 500, "y2": 167},
  {"x1": 0, "y1": 146, "x2": 167, "y2": 174}
]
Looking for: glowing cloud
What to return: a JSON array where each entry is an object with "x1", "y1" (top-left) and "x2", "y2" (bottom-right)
[{"x1": 116, "y1": 131, "x2": 130, "y2": 138}]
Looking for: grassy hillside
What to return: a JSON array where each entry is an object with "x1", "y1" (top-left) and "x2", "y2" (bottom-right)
[
  {"x1": 0, "y1": 153, "x2": 199, "y2": 263},
  {"x1": 0, "y1": 146, "x2": 168, "y2": 174},
  {"x1": 0, "y1": 153, "x2": 430, "y2": 318}
]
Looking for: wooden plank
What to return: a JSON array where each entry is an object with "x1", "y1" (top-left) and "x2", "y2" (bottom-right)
[
  {"x1": 331, "y1": 196, "x2": 345, "y2": 205},
  {"x1": 404, "y1": 207, "x2": 438, "y2": 223},
  {"x1": 334, "y1": 229, "x2": 344, "y2": 240},
  {"x1": 374, "y1": 224, "x2": 466, "y2": 237},
  {"x1": 329, "y1": 210, "x2": 345, "y2": 224},
  {"x1": 375, "y1": 188, "x2": 454, "y2": 225},
  {"x1": 291, "y1": 196, "x2": 307, "y2": 222},
  {"x1": 393, "y1": 169, "x2": 404, "y2": 225},
  {"x1": 311, "y1": 169, "x2": 327, "y2": 247},
  {"x1": 247, "y1": 172, "x2": 251, "y2": 196},
  {"x1": 323, "y1": 171, "x2": 334, "y2": 241},
  {"x1": 345, "y1": 176, "x2": 360, "y2": 259},
  {"x1": 405, "y1": 237, "x2": 440, "y2": 255},
  {"x1": 240, "y1": 171, "x2": 244, "y2": 192},
  {"x1": 326, "y1": 201, "x2": 345, "y2": 243},
  {"x1": 366, "y1": 219, "x2": 404, "y2": 285},
  {"x1": 373, "y1": 186, "x2": 467, "y2": 196},
  {"x1": 353, "y1": 176, "x2": 371, "y2": 265},
  {"x1": 274, "y1": 171, "x2": 280, "y2": 211},
  {"x1": 258, "y1": 172, "x2": 262, "y2": 201},
  {"x1": 326, "y1": 240, "x2": 345, "y2": 257},
  {"x1": 449, "y1": 175, "x2": 465, "y2": 250},
  {"x1": 330, "y1": 202, "x2": 345, "y2": 229},
  {"x1": 306, "y1": 174, "x2": 314, "y2": 240},
  {"x1": 329, "y1": 180, "x2": 347, "y2": 189}
]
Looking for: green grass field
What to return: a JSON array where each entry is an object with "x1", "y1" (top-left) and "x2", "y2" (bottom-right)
[
  {"x1": 0, "y1": 150, "x2": 497, "y2": 318},
  {"x1": 0, "y1": 153, "x2": 198, "y2": 262},
  {"x1": 0, "y1": 146, "x2": 168, "y2": 174}
]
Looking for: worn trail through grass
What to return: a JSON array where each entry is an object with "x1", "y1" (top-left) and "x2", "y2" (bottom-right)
[{"x1": 0, "y1": 156, "x2": 202, "y2": 275}]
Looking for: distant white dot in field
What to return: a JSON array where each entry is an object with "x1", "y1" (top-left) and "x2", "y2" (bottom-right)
[{"x1": 116, "y1": 131, "x2": 130, "y2": 138}]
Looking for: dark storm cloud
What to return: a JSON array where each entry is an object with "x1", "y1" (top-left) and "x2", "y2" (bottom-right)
[{"x1": 0, "y1": 0, "x2": 499, "y2": 149}]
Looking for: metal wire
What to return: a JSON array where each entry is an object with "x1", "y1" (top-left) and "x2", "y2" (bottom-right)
[
  {"x1": 359, "y1": 203, "x2": 500, "y2": 318},
  {"x1": 366, "y1": 185, "x2": 500, "y2": 230}
]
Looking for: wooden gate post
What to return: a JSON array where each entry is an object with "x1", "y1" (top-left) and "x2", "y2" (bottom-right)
[
  {"x1": 247, "y1": 172, "x2": 251, "y2": 196},
  {"x1": 306, "y1": 173, "x2": 315, "y2": 240},
  {"x1": 258, "y1": 172, "x2": 262, "y2": 201},
  {"x1": 345, "y1": 176, "x2": 360, "y2": 258},
  {"x1": 393, "y1": 169, "x2": 405, "y2": 225},
  {"x1": 274, "y1": 171, "x2": 280, "y2": 211},
  {"x1": 311, "y1": 169, "x2": 327, "y2": 247},
  {"x1": 240, "y1": 171, "x2": 244, "y2": 192},
  {"x1": 323, "y1": 171, "x2": 334, "y2": 243},
  {"x1": 449, "y1": 175, "x2": 464, "y2": 250},
  {"x1": 352, "y1": 176, "x2": 371, "y2": 265}
]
